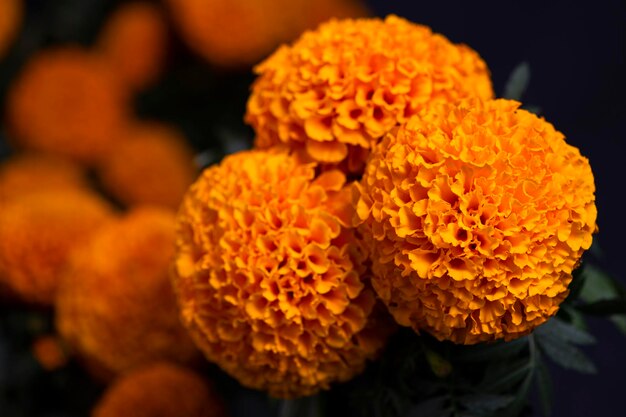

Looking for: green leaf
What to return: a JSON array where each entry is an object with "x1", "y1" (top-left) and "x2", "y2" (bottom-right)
[
  {"x1": 579, "y1": 264, "x2": 625, "y2": 302},
  {"x1": 610, "y1": 315, "x2": 626, "y2": 335},
  {"x1": 535, "y1": 318, "x2": 596, "y2": 345},
  {"x1": 454, "y1": 337, "x2": 527, "y2": 362},
  {"x1": 503, "y1": 62, "x2": 531, "y2": 101},
  {"x1": 559, "y1": 305, "x2": 587, "y2": 330},
  {"x1": 589, "y1": 240, "x2": 605, "y2": 260},
  {"x1": 458, "y1": 394, "x2": 515, "y2": 414},
  {"x1": 534, "y1": 353, "x2": 553, "y2": 417},
  {"x1": 424, "y1": 347, "x2": 452, "y2": 378},
  {"x1": 576, "y1": 299, "x2": 626, "y2": 315},
  {"x1": 479, "y1": 359, "x2": 532, "y2": 392},
  {"x1": 535, "y1": 333, "x2": 596, "y2": 374}
]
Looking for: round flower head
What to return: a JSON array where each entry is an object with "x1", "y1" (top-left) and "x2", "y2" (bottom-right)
[
  {"x1": 165, "y1": 0, "x2": 367, "y2": 68},
  {"x1": 0, "y1": 0, "x2": 22, "y2": 58},
  {"x1": 355, "y1": 99, "x2": 597, "y2": 344},
  {"x1": 0, "y1": 189, "x2": 115, "y2": 305},
  {"x1": 56, "y1": 207, "x2": 198, "y2": 380},
  {"x1": 97, "y1": 122, "x2": 197, "y2": 210},
  {"x1": 6, "y1": 47, "x2": 129, "y2": 164},
  {"x1": 0, "y1": 153, "x2": 87, "y2": 204},
  {"x1": 92, "y1": 362, "x2": 227, "y2": 417},
  {"x1": 97, "y1": 2, "x2": 167, "y2": 90},
  {"x1": 246, "y1": 15, "x2": 493, "y2": 174},
  {"x1": 173, "y1": 149, "x2": 392, "y2": 398}
]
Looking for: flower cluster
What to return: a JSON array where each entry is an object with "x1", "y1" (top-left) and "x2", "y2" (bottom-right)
[
  {"x1": 97, "y1": 122, "x2": 197, "y2": 209},
  {"x1": 56, "y1": 207, "x2": 198, "y2": 379},
  {"x1": 6, "y1": 48, "x2": 130, "y2": 163},
  {"x1": 246, "y1": 15, "x2": 493, "y2": 173},
  {"x1": 92, "y1": 363, "x2": 227, "y2": 417},
  {"x1": 354, "y1": 99, "x2": 597, "y2": 344},
  {"x1": 165, "y1": 0, "x2": 367, "y2": 68},
  {"x1": 97, "y1": 1, "x2": 167, "y2": 91},
  {"x1": 172, "y1": 149, "x2": 392, "y2": 398}
]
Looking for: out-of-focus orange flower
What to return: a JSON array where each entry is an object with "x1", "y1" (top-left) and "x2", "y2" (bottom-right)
[
  {"x1": 97, "y1": 122, "x2": 196, "y2": 210},
  {"x1": 246, "y1": 15, "x2": 493, "y2": 174},
  {"x1": 301, "y1": 0, "x2": 369, "y2": 29},
  {"x1": 0, "y1": 153, "x2": 87, "y2": 204},
  {"x1": 56, "y1": 207, "x2": 199, "y2": 380},
  {"x1": 354, "y1": 99, "x2": 598, "y2": 344},
  {"x1": 0, "y1": 190, "x2": 115, "y2": 305},
  {"x1": 6, "y1": 48, "x2": 130, "y2": 164},
  {"x1": 165, "y1": 0, "x2": 367, "y2": 68},
  {"x1": 173, "y1": 149, "x2": 393, "y2": 398},
  {"x1": 97, "y1": 2, "x2": 167, "y2": 91},
  {"x1": 0, "y1": 0, "x2": 21, "y2": 58},
  {"x1": 32, "y1": 335, "x2": 69, "y2": 371},
  {"x1": 92, "y1": 362, "x2": 227, "y2": 417}
]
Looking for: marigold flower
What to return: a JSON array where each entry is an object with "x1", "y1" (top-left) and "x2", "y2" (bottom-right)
[
  {"x1": 0, "y1": 0, "x2": 21, "y2": 58},
  {"x1": 92, "y1": 363, "x2": 227, "y2": 417},
  {"x1": 173, "y1": 149, "x2": 392, "y2": 398},
  {"x1": 6, "y1": 47, "x2": 130, "y2": 164},
  {"x1": 0, "y1": 190, "x2": 115, "y2": 305},
  {"x1": 97, "y1": 2, "x2": 167, "y2": 90},
  {"x1": 56, "y1": 207, "x2": 199, "y2": 380},
  {"x1": 246, "y1": 15, "x2": 493, "y2": 173},
  {"x1": 97, "y1": 122, "x2": 197, "y2": 210},
  {"x1": 354, "y1": 99, "x2": 597, "y2": 344},
  {"x1": 165, "y1": 0, "x2": 367, "y2": 68},
  {"x1": 0, "y1": 153, "x2": 87, "y2": 204}
]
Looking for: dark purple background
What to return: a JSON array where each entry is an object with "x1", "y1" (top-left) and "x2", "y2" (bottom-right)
[{"x1": 365, "y1": 1, "x2": 626, "y2": 416}]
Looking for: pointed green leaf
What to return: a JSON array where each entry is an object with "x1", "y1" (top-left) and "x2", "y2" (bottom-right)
[
  {"x1": 610, "y1": 315, "x2": 626, "y2": 335},
  {"x1": 503, "y1": 62, "x2": 531, "y2": 100},
  {"x1": 534, "y1": 353, "x2": 553, "y2": 417},
  {"x1": 480, "y1": 359, "x2": 532, "y2": 392},
  {"x1": 424, "y1": 347, "x2": 452, "y2": 378},
  {"x1": 559, "y1": 305, "x2": 587, "y2": 330},
  {"x1": 458, "y1": 394, "x2": 515, "y2": 414},
  {"x1": 579, "y1": 264, "x2": 626, "y2": 302},
  {"x1": 535, "y1": 333, "x2": 597, "y2": 374},
  {"x1": 535, "y1": 318, "x2": 596, "y2": 345}
]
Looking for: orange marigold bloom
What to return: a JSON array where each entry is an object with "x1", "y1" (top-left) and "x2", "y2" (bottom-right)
[
  {"x1": 92, "y1": 363, "x2": 227, "y2": 417},
  {"x1": 173, "y1": 150, "x2": 392, "y2": 398},
  {"x1": 0, "y1": 0, "x2": 22, "y2": 58},
  {"x1": 246, "y1": 15, "x2": 493, "y2": 174},
  {"x1": 97, "y1": 122, "x2": 197, "y2": 210},
  {"x1": 165, "y1": 0, "x2": 367, "y2": 68},
  {"x1": 56, "y1": 207, "x2": 199, "y2": 380},
  {"x1": 0, "y1": 153, "x2": 87, "y2": 203},
  {"x1": 97, "y1": 2, "x2": 167, "y2": 91},
  {"x1": 355, "y1": 99, "x2": 598, "y2": 344},
  {"x1": 0, "y1": 189, "x2": 115, "y2": 305},
  {"x1": 6, "y1": 48, "x2": 130, "y2": 164}
]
